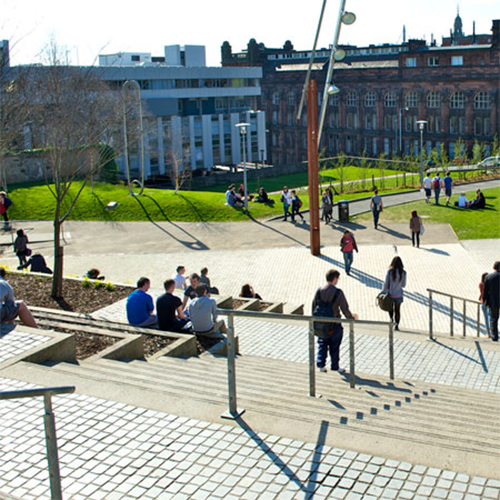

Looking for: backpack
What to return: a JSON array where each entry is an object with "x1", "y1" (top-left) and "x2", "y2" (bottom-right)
[
  {"x1": 3, "y1": 197, "x2": 12, "y2": 209},
  {"x1": 313, "y1": 288, "x2": 341, "y2": 338},
  {"x1": 298, "y1": 197, "x2": 303, "y2": 209},
  {"x1": 433, "y1": 177, "x2": 440, "y2": 189}
]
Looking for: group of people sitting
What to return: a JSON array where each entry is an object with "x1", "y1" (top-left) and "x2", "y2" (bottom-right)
[
  {"x1": 225, "y1": 184, "x2": 273, "y2": 207},
  {"x1": 455, "y1": 189, "x2": 486, "y2": 209},
  {"x1": 126, "y1": 265, "x2": 263, "y2": 336}
]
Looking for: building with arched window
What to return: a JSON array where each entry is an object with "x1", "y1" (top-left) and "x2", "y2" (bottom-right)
[{"x1": 223, "y1": 14, "x2": 499, "y2": 167}]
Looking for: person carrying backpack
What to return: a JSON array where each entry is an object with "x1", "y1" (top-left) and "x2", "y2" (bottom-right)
[
  {"x1": 312, "y1": 269, "x2": 358, "y2": 374},
  {"x1": 432, "y1": 173, "x2": 443, "y2": 205}
]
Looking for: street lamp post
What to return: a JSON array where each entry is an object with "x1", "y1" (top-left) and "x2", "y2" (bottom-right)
[
  {"x1": 123, "y1": 80, "x2": 145, "y2": 196},
  {"x1": 417, "y1": 120, "x2": 427, "y2": 186},
  {"x1": 235, "y1": 122, "x2": 250, "y2": 214}
]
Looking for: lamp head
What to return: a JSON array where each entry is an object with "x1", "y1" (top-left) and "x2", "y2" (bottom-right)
[
  {"x1": 327, "y1": 84, "x2": 340, "y2": 95},
  {"x1": 333, "y1": 49, "x2": 346, "y2": 62},
  {"x1": 235, "y1": 122, "x2": 251, "y2": 134},
  {"x1": 416, "y1": 120, "x2": 427, "y2": 131},
  {"x1": 341, "y1": 12, "x2": 356, "y2": 25}
]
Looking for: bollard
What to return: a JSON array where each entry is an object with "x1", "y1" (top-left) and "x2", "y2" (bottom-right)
[{"x1": 221, "y1": 315, "x2": 245, "y2": 419}]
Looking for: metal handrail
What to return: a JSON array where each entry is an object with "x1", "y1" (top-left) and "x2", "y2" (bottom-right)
[
  {"x1": 0, "y1": 386, "x2": 75, "y2": 500},
  {"x1": 217, "y1": 308, "x2": 394, "y2": 420},
  {"x1": 427, "y1": 288, "x2": 482, "y2": 340}
]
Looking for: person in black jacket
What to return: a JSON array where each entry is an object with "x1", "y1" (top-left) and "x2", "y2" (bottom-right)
[
  {"x1": 312, "y1": 269, "x2": 358, "y2": 374},
  {"x1": 483, "y1": 261, "x2": 500, "y2": 342}
]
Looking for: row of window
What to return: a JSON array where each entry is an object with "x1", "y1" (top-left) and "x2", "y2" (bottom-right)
[
  {"x1": 406, "y1": 55, "x2": 464, "y2": 67},
  {"x1": 270, "y1": 90, "x2": 492, "y2": 110}
]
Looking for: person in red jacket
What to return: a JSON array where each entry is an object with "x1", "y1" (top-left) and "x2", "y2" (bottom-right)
[{"x1": 340, "y1": 230, "x2": 358, "y2": 276}]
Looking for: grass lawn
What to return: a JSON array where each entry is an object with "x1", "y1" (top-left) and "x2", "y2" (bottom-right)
[
  {"x1": 353, "y1": 187, "x2": 500, "y2": 240},
  {"x1": 7, "y1": 181, "x2": 413, "y2": 223},
  {"x1": 203, "y1": 165, "x2": 491, "y2": 194}
]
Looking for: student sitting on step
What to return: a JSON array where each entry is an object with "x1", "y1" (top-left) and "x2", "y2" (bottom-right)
[{"x1": 188, "y1": 285, "x2": 226, "y2": 335}]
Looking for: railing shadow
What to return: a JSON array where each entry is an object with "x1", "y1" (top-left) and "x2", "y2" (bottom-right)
[
  {"x1": 433, "y1": 340, "x2": 481, "y2": 365},
  {"x1": 475, "y1": 341, "x2": 489, "y2": 373},
  {"x1": 132, "y1": 196, "x2": 209, "y2": 251}
]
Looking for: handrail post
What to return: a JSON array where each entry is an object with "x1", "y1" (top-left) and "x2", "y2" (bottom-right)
[
  {"x1": 43, "y1": 394, "x2": 63, "y2": 500},
  {"x1": 389, "y1": 322, "x2": 395, "y2": 380},
  {"x1": 308, "y1": 320, "x2": 317, "y2": 397},
  {"x1": 428, "y1": 290, "x2": 434, "y2": 340},
  {"x1": 349, "y1": 322, "x2": 355, "y2": 388},
  {"x1": 450, "y1": 297, "x2": 454, "y2": 336},
  {"x1": 221, "y1": 315, "x2": 245, "y2": 419},
  {"x1": 462, "y1": 300, "x2": 467, "y2": 337},
  {"x1": 476, "y1": 303, "x2": 480, "y2": 337}
]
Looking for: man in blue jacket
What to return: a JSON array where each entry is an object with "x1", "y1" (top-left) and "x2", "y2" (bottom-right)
[{"x1": 126, "y1": 277, "x2": 158, "y2": 328}]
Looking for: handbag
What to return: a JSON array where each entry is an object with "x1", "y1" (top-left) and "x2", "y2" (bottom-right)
[
  {"x1": 26, "y1": 247, "x2": 32, "y2": 256},
  {"x1": 376, "y1": 291, "x2": 393, "y2": 312},
  {"x1": 419, "y1": 218, "x2": 425, "y2": 236}
]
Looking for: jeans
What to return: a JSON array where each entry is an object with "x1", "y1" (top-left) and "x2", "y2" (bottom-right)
[
  {"x1": 434, "y1": 188, "x2": 441, "y2": 204},
  {"x1": 372, "y1": 208, "x2": 380, "y2": 228},
  {"x1": 343, "y1": 251, "x2": 353, "y2": 274},
  {"x1": 316, "y1": 327, "x2": 343, "y2": 370},
  {"x1": 283, "y1": 203, "x2": 290, "y2": 220},
  {"x1": 490, "y1": 306, "x2": 499, "y2": 341},
  {"x1": 480, "y1": 304, "x2": 490, "y2": 335},
  {"x1": 411, "y1": 231, "x2": 420, "y2": 247}
]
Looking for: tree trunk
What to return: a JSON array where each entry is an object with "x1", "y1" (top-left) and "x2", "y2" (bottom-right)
[
  {"x1": 0, "y1": 155, "x2": 7, "y2": 192},
  {"x1": 51, "y1": 217, "x2": 64, "y2": 298}
]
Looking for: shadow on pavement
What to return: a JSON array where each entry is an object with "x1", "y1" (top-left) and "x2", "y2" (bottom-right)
[
  {"x1": 134, "y1": 196, "x2": 209, "y2": 251},
  {"x1": 377, "y1": 224, "x2": 411, "y2": 241},
  {"x1": 249, "y1": 215, "x2": 307, "y2": 248}
]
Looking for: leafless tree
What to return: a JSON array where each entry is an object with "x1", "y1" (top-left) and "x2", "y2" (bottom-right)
[{"x1": 24, "y1": 46, "x2": 123, "y2": 297}]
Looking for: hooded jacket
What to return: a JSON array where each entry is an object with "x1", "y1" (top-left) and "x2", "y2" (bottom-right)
[{"x1": 188, "y1": 295, "x2": 218, "y2": 332}]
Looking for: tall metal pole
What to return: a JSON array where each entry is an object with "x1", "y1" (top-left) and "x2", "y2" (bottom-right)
[
  {"x1": 43, "y1": 394, "x2": 63, "y2": 500},
  {"x1": 419, "y1": 126, "x2": 424, "y2": 186},
  {"x1": 297, "y1": 0, "x2": 329, "y2": 121},
  {"x1": 307, "y1": 80, "x2": 321, "y2": 256},
  {"x1": 318, "y1": 0, "x2": 348, "y2": 147},
  {"x1": 242, "y1": 129, "x2": 248, "y2": 214}
]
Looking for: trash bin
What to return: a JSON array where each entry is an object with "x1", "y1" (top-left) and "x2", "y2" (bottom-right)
[{"x1": 338, "y1": 200, "x2": 349, "y2": 222}]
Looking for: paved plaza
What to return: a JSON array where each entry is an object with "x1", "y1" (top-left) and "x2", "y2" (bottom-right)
[{"x1": 0, "y1": 181, "x2": 499, "y2": 499}]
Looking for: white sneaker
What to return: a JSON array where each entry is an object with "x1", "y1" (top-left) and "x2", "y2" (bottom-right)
[
  {"x1": 333, "y1": 367, "x2": 346, "y2": 374},
  {"x1": 318, "y1": 367, "x2": 327, "y2": 373}
]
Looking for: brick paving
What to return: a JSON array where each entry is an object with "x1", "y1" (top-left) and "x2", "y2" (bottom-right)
[
  {"x1": 0, "y1": 330, "x2": 49, "y2": 365},
  {"x1": 1, "y1": 377, "x2": 499, "y2": 500}
]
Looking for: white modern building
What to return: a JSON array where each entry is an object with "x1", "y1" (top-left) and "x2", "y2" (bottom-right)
[{"x1": 96, "y1": 45, "x2": 266, "y2": 180}]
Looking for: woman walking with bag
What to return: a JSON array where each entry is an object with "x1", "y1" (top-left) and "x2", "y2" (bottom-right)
[
  {"x1": 409, "y1": 210, "x2": 423, "y2": 248},
  {"x1": 382, "y1": 256, "x2": 406, "y2": 330}
]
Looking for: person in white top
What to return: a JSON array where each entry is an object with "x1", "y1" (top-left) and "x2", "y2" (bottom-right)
[
  {"x1": 423, "y1": 173, "x2": 432, "y2": 204},
  {"x1": 173, "y1": 266, "x2": 187, "y2": 290},
  {"x1": 280, "y1": 186, "x2": 292, "y2": 222}
]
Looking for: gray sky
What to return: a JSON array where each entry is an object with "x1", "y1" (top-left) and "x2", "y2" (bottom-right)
[{"x1": 2, "y1": 0, "x2": 498, "y2": 67}]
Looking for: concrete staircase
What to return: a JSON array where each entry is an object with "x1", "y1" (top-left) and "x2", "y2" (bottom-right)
[{"x1": 10, "y1": 350, "x2": 500, "y2": 479}]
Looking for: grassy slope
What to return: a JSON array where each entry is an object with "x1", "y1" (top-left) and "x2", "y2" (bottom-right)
[
  {"x1": 353, "y1": 187, "x2": 500, "y2": 240},
  {"x1": 8, "y1": 181, "x2": 413, "y2": 223}
]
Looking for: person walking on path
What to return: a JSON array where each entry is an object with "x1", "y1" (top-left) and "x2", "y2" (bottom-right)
[
  {"x1": 483, "y1": 261, "x2": 500, "y2": 342},
  {"x1": 290, "y1": 190, "x2": 305, "y2": 223},
  {"x1": 312, "y1": 269, "x2": 357, "y2": 373},
  {"x1": 444, "y1": 171, "x2": 453, "y2": 206},
  {"x1": 126, "y1": 277, "x2": 158, "y2": 328},
  {"x1": 340, "y1": 230, "x2": 358, "y2": 276},
  {"x1": 321, "y1": 191, "x2": 333, "y2": 224},
  {"x1": 409, "y1": 210, "x2": 423, "y2": 248},
  {"x1": 0, "y1": 267, "x2": 38, "y2": 328},
  {"x1": 0, "y1": 191, "x2": 12, "y2": 230},
  {"x1": 423, "y1": 173, "x2": 432, "y2": 204},
  {"x1": 280, "y1": 186, "x2": 292, "y2": 222},
  {"x1": 370, "y1": 190, "x2": 383, "y2": 229},
  {"x1": 382, "y1": 256, "x2": 407, "y2": 331},
  {"x1": 479, "y1": 272, "x2": 491, "y2": 337},
  {"x1": 14, "y1": 229, "x2": 29, "y2": 267},
  {"x1": 432, "y1": 173, "x2": 443, "y2": 205}
]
